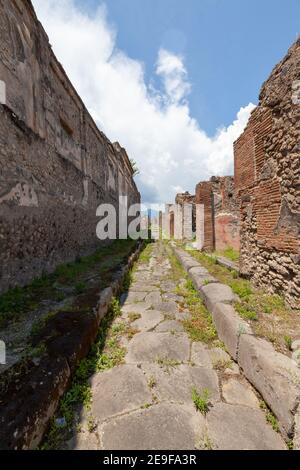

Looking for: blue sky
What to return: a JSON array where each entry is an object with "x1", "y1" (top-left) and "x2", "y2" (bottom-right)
[
  {"x1": 33, "y1": 0, "x2": 298, "y2": 203},
  {"x1": 76, "y1": 0, "x2": 300, "y2": 136}
]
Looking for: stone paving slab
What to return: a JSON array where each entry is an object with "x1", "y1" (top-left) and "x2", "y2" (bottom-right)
[
  {"x1": 200, "y1": 283, "x2": 237, "y2": 311},
  {"x1": 130, "y1": 284, "x2": 160, "y2": 292},
  {"x1": 239, "y1": 334, "x2": 300, "y2": 436},
  {"x1": 121, "y1": 303, "x2": 152, "y2": 315},
  {"x1": 191, "y1": 343, "x2": 213, "y2": 368},
  {"x1": 121, "y1": 291, "x2": 148, "y2": 304},
  {"x1": 142, "y1": 363, "x2": 220, "y2": 404},
  {"x1": 211, "y1": 302, "x2": 253, "y2": 360},
  {"x1": 77, "y1": 242, "x2": 291, "y2": 451},
  {"x1": 125, "y1": 332, "x2": 190, "y2": 364},
  {"x1": 155, "y1": 320, "x2": 185, "y2": 333},
  {"x1": 90, "y1": 365, "x2": 152, "y2": 422},
  {"x1": 206, "y1": 403, "x2": 286, "y2": 450},
  {"x1": 100, "y1": 403, "x2": 205, "y2": 450},
  {"x1": 131, "y1": 310, "x2": 164, "y2": 332},
  {"x1": 152, "y1": 301, "x2": 179, "y2": 314},
  {"x1": 222, "y1": 377, "x2": 260, "y2": 409},
  {"x1": 145, "y1": 292, "x2": 162, "y2": 304}
]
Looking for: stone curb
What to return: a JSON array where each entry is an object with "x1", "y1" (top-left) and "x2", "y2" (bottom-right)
[
  {"x1": 0, "y1": 241, "x2": 144, "y2": 450},
  {"x1": 171, "y1": 244, "x2": 300, "y2": 447}
]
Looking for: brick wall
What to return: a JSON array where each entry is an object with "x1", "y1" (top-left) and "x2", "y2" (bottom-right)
[
  {"x1": 0, "y1": 0, "x2": 140, "y2": 293},
  {"x1": 234, "y1": 41, "x2": 300, "y2": 306},
  {"x1": 195, "y1": 177, "x2": 240, "y2": 252}
]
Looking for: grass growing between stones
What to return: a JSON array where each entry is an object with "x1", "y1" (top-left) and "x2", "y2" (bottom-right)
[
  {"x1": 215, "y1": 246, "x2": 240, "y2": 263},
  {"x1": 138, "y1": 242, "x2": 153, "y2": 264},
  {"x1": 40, "y1": 297, "x2": 126, "y2": 450},
  {"x1": 167, "y1": 247, "x2": 217, "y2": 345},
  {"x1": 0, "y1": 239, "x2": 136, "y2": 328},
  {"x1": 191, "y1": 387, "x2": 210, "y2": 415},
  {"x1": 259, "y1": 401, "x2": 280, "y2": 433},
  {"x1": 184, "y1": 248, "x2": 300, "y2": 356}
]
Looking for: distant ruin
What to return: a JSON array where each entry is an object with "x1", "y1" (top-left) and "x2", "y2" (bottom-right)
[
  {"x1": 165, "y1": 41, "x2": 300, "y2": 305},
  {"x1": 0, "y1": 0, "x2": 140, "y2": 293}
]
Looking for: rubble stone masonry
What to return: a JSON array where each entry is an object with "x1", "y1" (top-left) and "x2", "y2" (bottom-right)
[
  {"x1": 234, "y1": 40, "x2": 300, "y2": 306},
  {"x1": 0, "y1": 0, "x2": 140, "y2": 293}
]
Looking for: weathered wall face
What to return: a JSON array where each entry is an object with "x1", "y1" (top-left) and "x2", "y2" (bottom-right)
[
  {"x1": 234, "y1": 40, "x2": 300, "y2": 305},
  {"x1": 175, "y1": 192, "x2": 196, "y2": 240},
  {"x1": 0, "y1": 0, "x2": 140, "y2": 293},
  {"x1": 196, "y1": 177, "x2": 240, "y2": 252}
]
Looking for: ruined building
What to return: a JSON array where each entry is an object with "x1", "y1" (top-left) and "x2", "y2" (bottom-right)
[
  {"x1": 164, "y1": 192, "x2": 196, "y2": 240},
  {"x1": 234, "y1": 40, "x2": 300, "y2": 306},
  {"x1": 196, "y1": 176, "x2": 240, "y2": 252},
  {"x1": 0, "y1": 0, "x2": 140, "y2": 293},
  {"x1": 167, "y1": 40, "x2": 300, "y2": 305}
]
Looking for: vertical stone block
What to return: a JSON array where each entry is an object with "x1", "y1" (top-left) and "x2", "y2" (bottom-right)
[{"x1": 0, "y1": 81, "x2": 6, "y2": 105}]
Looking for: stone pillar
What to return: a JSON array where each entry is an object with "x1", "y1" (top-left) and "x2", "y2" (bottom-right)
[{"x1": 196, "y1": 204, "x2": 205, "y2": 250}]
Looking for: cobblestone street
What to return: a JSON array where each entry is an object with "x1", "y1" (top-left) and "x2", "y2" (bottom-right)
[{"x1": 70, "y1": 242, "x2": 286, "y2": 450}]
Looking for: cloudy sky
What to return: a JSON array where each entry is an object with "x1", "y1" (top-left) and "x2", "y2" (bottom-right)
[{"x1": 32, "y1": 0, "x2": 299, "y2": 204}]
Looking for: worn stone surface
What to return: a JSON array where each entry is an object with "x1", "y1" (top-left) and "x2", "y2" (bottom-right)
[
  {"x1": 211, "y1": 302, "x2": 252, "y2": 360},
  {"x1": 152, "y1": 301, "x2": 179, "y2": 314},
  {"x1": 207, "y1": 403, "x2": 286, "y2": 450},
  {"x1": 121, "y1": 292, "x2": 148, "y2": 304},
  {"x1": 121, "y1": 303, "x2": 152, "y2": 315},
  {"x1": 62, "y1": 242, "x2": 289, "y2": 451},
  {"x1": 292, "y1": 340, "x2": 300, "y2": 352},
  {"x1": 125, "y1": 332, "x2": 190, "y2": 364},
  {"x1": 238, "y1": 334, "x2": 300, "y2": 435},
  {"x1": 155, "y1": 320, "x2": 185, "y2": 333},
  {"x1": 100, "y1": 403, "x2": 205, "y2": 450},
  {"x1": 131, "y1": 310, "x2": 164, "y2": 332},
  {"x1": 144, "y1": 292, "x2": 162, "y2": 304},
  {"x1": 222, "y1": 378, "x2": 260, "y2": 409},
  {"x1": 191, "y1": 343, "x2": 213, "y2": 368},
  {"x1": 294, "y1": 408, "x2": 300, "y2": 450},
  {"x1": 200, "y1": 283, "x2": 237, "y2": 311},
  {"x1": 208, "y1": 347, "x2": 232, "y2": 366},
  {"x1": 189, "y1": 267, "x2": 217, "y2": 290},
  {"x1": 90, "y1": 365, "x2": 152, "y2": 422},
  {"x1": 142, "y1": 364, "x2": 220, "y2": 404}
]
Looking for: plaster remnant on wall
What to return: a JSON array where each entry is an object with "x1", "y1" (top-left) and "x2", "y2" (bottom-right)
[
  {"x1": 82, "y1": 177, "x2": 89, "y2": 206},
  {"x1": 0, "y1": 80, "x2": 6, "y2": 105},
  {"x1": 0, "y1": 183, "x2": 38, "y2": 207}
]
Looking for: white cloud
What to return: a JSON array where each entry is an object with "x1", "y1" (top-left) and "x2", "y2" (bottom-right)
[
  {"x1": 156, "y1": 49, "x2": 191, "y2": 104},
  {"x1": 32, "y1": 0, "x2": 255, "y2": 204}
]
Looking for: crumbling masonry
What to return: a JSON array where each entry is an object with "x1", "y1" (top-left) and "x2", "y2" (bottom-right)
[
  {"x1": 167, "y1": 41, "x2": 300, "y2": 306},
  {"x1": 196, "y1": 176, "x2": 240, "y2": 252},
  {"x1": 0, "y1": 0, "x2": 140, "y2": 293},
  {"x1": 234, "y1": 40, "x2": 300, "y2": 306}
]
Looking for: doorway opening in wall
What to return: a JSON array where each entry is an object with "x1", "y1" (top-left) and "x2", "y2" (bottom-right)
[{"x1": 170, "y1": 212, "x2": 175, "y2": 239}]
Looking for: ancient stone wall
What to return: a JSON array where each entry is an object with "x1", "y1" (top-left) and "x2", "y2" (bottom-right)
[
  {"x1": 175, "y1": 192, "x2": 196, "y2": 240},
  {"x1": 0, "y1": 0, "x2": 140, "y2": 293},
  {"x1": 195, "y1": 177, "x2": 240, "y2": 251},
  {"x1": 234, "y1": 40, "x2": 300, "y2": 305}
]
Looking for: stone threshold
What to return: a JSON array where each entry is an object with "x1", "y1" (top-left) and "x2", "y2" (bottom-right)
[
  {"x1": 0, "y1": 242, "x2": 144, "y2": 450},
  {"x1": 170, "y1": 243, "x2": 300, "y2": 450}
]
